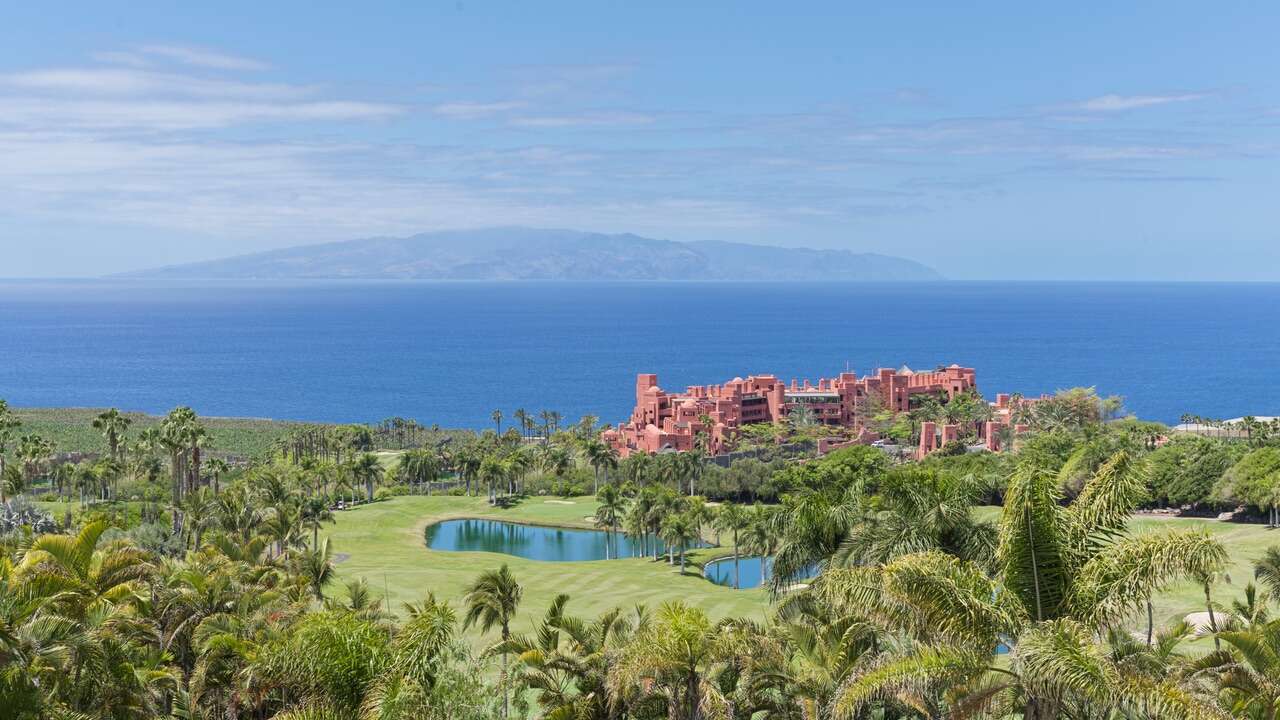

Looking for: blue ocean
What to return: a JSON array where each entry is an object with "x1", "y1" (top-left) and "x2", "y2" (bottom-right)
[{"x1": 0, "y1": 280, "x2": 1274, "y2": 427}]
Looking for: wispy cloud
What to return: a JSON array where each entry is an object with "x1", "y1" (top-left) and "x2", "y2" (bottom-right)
[
  {"x1": 1070, "y1": 92, "x2": 1210, "y2": 112},
  {"x1": 508, "y1": 111, "x2": 655, "y2": 128},
  {"x1": 505, "y1": 63, "x2": 635, "y2": 98},
  {"x1": 0, "y1": 59, "x2": 398, "y2": 130},
  {"x1": 432, "y1": 100, "x2": 525, "y2": 119},
  {"x1": 137, "y1": 44, "x2": 270, "y2": 71},
  {"x1": 90, "y1": 50, "x2": 150, "y2": 68},
  {"x1": 0, "y1": 67, "x2": 310, "y2": 100},
  {"x1": 0, "y1": 98, "x2": 400, "y2": 130}
]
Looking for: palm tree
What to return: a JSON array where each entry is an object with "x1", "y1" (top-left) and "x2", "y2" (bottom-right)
[
  {"x1": 1197, "y1": 616, "x2": 1280, "y2": 716},
  {"x1": 607, "y1": 601, "x2": 727, "y2": 720},
  {"x1": 179, "y1": 487, "x2": 218, "y2": 549},
  {"x1": 462, "y1": 565, "x2": 523, "y2": 719},
  {"x1": 0, "y1": 398, "x2": 19, "y2": 483},
  {"x1": 1255, "y1": 545, "x2": 1280, "y2": 598},
  {"x1": 295, "y1": 537, "x2": 336, "y2": 600},
  {"x1": 661, "y1": 513, "x2": 699, "y2": 573},
  {"x1": 15, "y1": 434, "x2": 53, "y2": 491},
  {"x1": 513, "y1": 408, "x2": 530, "y2": 440},
  {"x1": 713, "y1": 502, "x2": 749, "y2": 588},
  {"x1": 396, "y1": 449, "x2": 440, "y2": 495},
  {"x1": 92, "y1": 408, "x2": 132, "y2": 461},
  {"x1": 836, "y1": 466, "x2": 997, "y2": 570},
  {"x1": 496, "y1": 594, "x2": 642, "y2": 720},
  {"x1": 491, "y1": 409, "x2": 503, "y2": 435},
  {"x1": 360, "y1": 593, "x2": 467, "y2": 719},
  {"x1": 204, "y1": 457, "x2": 229, "y2": 495},
  {"x1": 740, "y1": 503, "x2": 780, "y2": 584},
  {"x1": 17, "y1": 520, "x2": 154, "y2": 618},
  {"x1": 301, "y1": 495, "x2": 335, "y2": 549},
  {"x1": 584, "y1": 439, "x2": 618, "y2": 495},
  {"x1": 814, "y1": 449, "x2": 1229, "y2": 720},
  {"x1": 349, "y1": 452, "x2": 383, "y2": 503},
  {"x1": 594, "y1": 484, "x2": 626, "y2": 558},
  {"x1": 478, "y1": 454, "x2": 509, "y2": 506}
]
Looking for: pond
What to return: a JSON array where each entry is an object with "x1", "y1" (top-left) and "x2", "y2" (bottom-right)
[
  {"x1": 424, "y1": 518, "x2": 696, "y2": 562},
  {"x1": 704, "y1": 555, "x2": 774, "y2": 589}
]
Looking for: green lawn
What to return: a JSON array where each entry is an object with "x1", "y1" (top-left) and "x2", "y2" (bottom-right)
[
  {"x1": 326, "y1": 500, "x2": 1280, "y2": 643},
  {"x1": 322, "y1": 494, "x2": 768, "y2": 642},
  {"x1": 1134, "y1": 515, "x2": 1278, "y2": 625}
]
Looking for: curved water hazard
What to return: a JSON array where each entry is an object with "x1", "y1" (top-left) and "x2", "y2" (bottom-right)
[
  {"x1": 704, "y1": 556, "x2": 823, "y2": 590},
  {"x1": 704, "y1": 555, "x2": 774, "y2": 589},
  {"x1": 424, "y1": 518, "x2": 692, "y2": 562}
]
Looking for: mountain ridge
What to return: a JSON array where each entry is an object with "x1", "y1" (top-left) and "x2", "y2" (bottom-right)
[{"x1": 120, "y1": 227, "x2": 943, "y2": 281}]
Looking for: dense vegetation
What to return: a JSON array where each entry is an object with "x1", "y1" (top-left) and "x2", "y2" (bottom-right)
[{"x1": 6, "y1": 393, "x2": 1280, "y2": 718}]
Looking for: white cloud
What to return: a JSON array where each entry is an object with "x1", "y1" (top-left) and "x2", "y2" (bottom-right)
[
  {"x1": 1071, "y1": 93, "x2": 1209, "y2": 112},
  {"x1": 0, "y1": 61, "x2": 398, "y2": 131},
  {"x1": 90, "y1": 51, "x2": 150, "y2": 67},
  {"x1": 432, "y1": 100, "x2": 525, "y2": 119},
  {"x1": 0, "y1": 97, "x2": 400, "y2": 130},
  {"x1": 137, "y1": 44, "x2": 270, "y2": 71},
  {"x1": 0, "y1": 67, "x2": 311, "y2": 100},
  {"x1": 508, "y1": 111, "x2": 655, "y2": 128}
]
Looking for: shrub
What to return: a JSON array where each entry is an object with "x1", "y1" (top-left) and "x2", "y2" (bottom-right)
[{"x1": 0, "y1": 498, "x2": 59, "y2": 534}]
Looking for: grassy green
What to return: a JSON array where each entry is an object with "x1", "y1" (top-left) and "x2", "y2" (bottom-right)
[
  {"x1": 9, "y1": 407, "x2": 306, "y2": 460},
  {"x1": 322, "y1": 494, "x2": 769, "y2": 643},
  {"x1": 1134, "y1": 515, "x2": 1277, "y2": 624},
  {"x1": 327, "y1": 499, "x2": 1280, "y2": 644}
]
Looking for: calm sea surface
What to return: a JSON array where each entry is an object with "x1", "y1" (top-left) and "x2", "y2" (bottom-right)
[{"x1": 0, "y1": 280, "x2": 1274, "y2": 427}]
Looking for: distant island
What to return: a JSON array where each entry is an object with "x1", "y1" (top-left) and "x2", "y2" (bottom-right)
[{"x1": 119, "y1": 227, "x2": 943, "y2": 281}]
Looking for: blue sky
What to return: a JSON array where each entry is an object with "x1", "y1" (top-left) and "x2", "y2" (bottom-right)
[{"x1": 1, "y1": 2, "x2": 1277, "y2": 279}]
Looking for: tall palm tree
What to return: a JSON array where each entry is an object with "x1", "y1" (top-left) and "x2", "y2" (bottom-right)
[
  {"x1": 594, "y1": 484, "x2": 626, "y2": 558},
  {"x1": 713, "y1": 502, "x2": 749, "y2": 589},
  {"x1": 301, "y1": 495, "x2": 335, "y2": 549},
  {"x1": 584, "y1": 439, "x2": 618, "y2": 495},
  {"x1": 661, "y1": 513, "x2": 699, "y2": 573},
  {"x1": 92, "y1": 408, "x2": 132, "y2": 461},
  {"x1": 0, "y1": 398, "x2": 19, "y2": 483},
  {"x1": 349, "y1": 452, "x2": 383, "y2": 503},
  {"x1": 491, "y1": 409, "x2": 503, "y2": 435},
  {"x1": 815, "y1": 449, "x2": 1229, "y2": 720},
  {"x1": 15, "y1": 434, "x2": 53, "y2": 491},
  {"x1": 513, "y1": 408, "x2": 530, "y2": 440},
  {"x1": 203, "y1": 457, "x2": 230, "y2": 495},
  {"x1": 478, "y1": 454, "x2": 509, "y2": 506},
  {"x1": 740, "y1": 503, "x2": 780, "y2": 583},
  {"x1": 462, "y1": 565, "x2": 523, "y2": 719},
  {"x1": 396, "y1": 449, "x2": 440, "y2": 495},
  {"x1": 179, "y1": 487, "x2": 218, "y2": 549}
]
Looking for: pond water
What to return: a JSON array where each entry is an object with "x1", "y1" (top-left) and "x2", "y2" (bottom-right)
[
  {"x1": 424, "y1": 518, "x2": 693, "y2": 562},
  {"x1": 704, "y1": 555, "x2": 774, "y2": 589}
]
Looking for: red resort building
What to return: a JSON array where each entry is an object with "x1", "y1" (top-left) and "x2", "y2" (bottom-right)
[{"x1": 602, "y1": 365, "x2": 1033, "y2": 459}]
